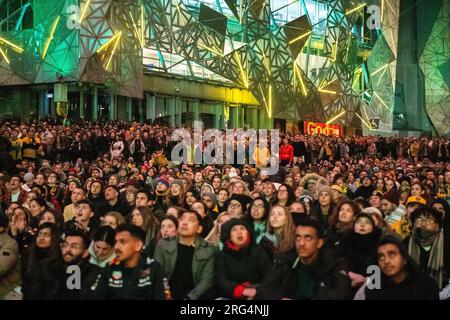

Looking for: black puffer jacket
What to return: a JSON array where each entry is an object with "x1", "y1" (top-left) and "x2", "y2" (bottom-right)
[
  {"x1": 336, "y1": 228, "x2": 382, "y2": 275},
  {"x1": 214, "y1": 218, "x2": 272, "y2": 299},
  {"x1": 255, "y1": 247, "x2": 353, "y2": 300}
]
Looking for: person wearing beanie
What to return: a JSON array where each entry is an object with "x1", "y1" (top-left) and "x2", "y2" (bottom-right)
[
  {"x1": 336, "y1": 213, "x2": 382, "y2": 289},
  {"x1": 310, "y1": 185, "x2": 336, "y2": 228},
  {"x1": 369, "y1": 190, "x2": 383, "y2": 210},
  {"x1": 0, "y1": 211, "x2": 21, "y2": 299},
  {"x1": 404, "y1": 207, "x2": 450, "y2": 290},
  {"x1": 381, "y1": 188, "x2": 405, "y2": 233},
  {"x1": 224, "y1": 194, "x2": 252, "y2": 218},
  {"x1": 22, "y1": 172, "x2": 35, "y2": 192},
  {"x1": 331, "y1": 184, "x2": 344, "y2": 203},
  {"x1": 356, "y1": 234, "x2": 439, "y2": 300},
  {"x1": 353, "y1": 176, "x2": 376, "y2": 201},
  {"x1": 214, "y1": 218, "x2": 272, "y2": 300},
  {"x1": 202, "y1": 192, "x2": 219, "y2": 221}
]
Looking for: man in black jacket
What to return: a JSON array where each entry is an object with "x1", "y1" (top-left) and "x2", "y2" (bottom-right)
[
  {"x1": 256, "y1": 218, "x2": 352, "y2": 300},
  {"x1": 97, "y1": 185, "x2": 131, "y2": 218},
  {"x1": 26, "y1": 230, "x2": 101, "y2": 300},
  {"x1": 92, "y1": 224, "x2": 165, "y2": 300}
]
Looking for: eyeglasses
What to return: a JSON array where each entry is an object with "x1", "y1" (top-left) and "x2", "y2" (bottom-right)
[
  {"x1": 414, "y1": 218, "x2": 436, "y2": 226},
  {"x1": 253, "y1": 204, "x2": 265, "y2": 208},
  {"x1": 229, "y1": 202, "x2": 242, "y2": 208}
]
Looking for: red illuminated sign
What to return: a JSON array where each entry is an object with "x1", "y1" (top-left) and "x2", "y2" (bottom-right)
[{"x1": 303, "y1": 121, "x2": 343, "y2": 137}]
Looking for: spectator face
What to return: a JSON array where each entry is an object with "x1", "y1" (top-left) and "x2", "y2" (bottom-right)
[
  {"x1": 126, "y1": 191, "x2": 136, "y2": 204},
  {"x1": 39, "y1": 211, "x2": 56, "y2": 225},
  {"x1": 178, "y1": 212, "x2": 202, "y2": 237},
  {"x1": 227, "y1": 200, "x2": 243, "y2": 217},
  {"x1": 108, "y1": 176, "x2": 118, "y2": 185},
  {"x1": 445, "y1": 171, "x2": 450, "y2": 184},
  {"x1": 194, "y1": 172, "x2": 203, "y2": 183},
  {"x1": 131, "y1": 209, "x2": 144, "y2": 228},
  {"x1": 90, "y1": 182, "x2": 102, "y2": 196},
  {"x1": 185, "y1": 192, "x2": 197, "y2": 207},
  {"x1": 338, "y1": 204, "x2": 355, "y2": 223},
  {"x1": 230, "y1": 225, "x2": 249, "y2": 248},
  {"x1": 362, "y1": 177, "x2": 372, "y2": 187},
  {"x1": 263, "y1": 183, "x2": 274, "y2": 197},
  {"x1": 191, "y1": 202, "x2": 206, "y2": 217},
  {"x1": 354, "y1": 217, "x2": 373, "y2": 235},
  {"x1": 9, "y1": 177, "x2": 21, "y2": 190},
  {"x1": 217, "y1": 190, "x2": 228, "y2": 203},
  {"x1": 76, "y1": 203, "x2": 93, "y2": 223},
  {"x1": 202, "y1": 195, "x2": 214, "y2": 210},
  {"x1": 295, "y1": 186, "x2": 304, "y2": 199},
  {"x1": 115, "y1": 231, "x2": 142, "y2": 263},
  {"x1": 71, "y1": 188, "x2": 85, "y2": 203},
  {"x1": 166, "y1": 207, "x2": 179, "y2": 218},
  {"x1": 369, "y1": 195, "x2": 381, "y2": 208},
  {"x1": 410, "y1": 184, "x2": 423, "y2": 197},
  {"x1": 160, "y1": 219, "x2": 177, "y2": 238},
  {"x1": 47, "y1": 173, "x2": 58, "y2": 185},
  {"x1": 61, "y1": 236, "x2": 87, "y2": 264},
  {"x1": 93, "y1": 240, "x2": 114, "y2": 261},
  {"x1": 212, "y1": 177, "x2": 221, "y2": 189},
  {"x1": 290, "y1": 202, "x2": 305, "y2": 214},
  {"x1": 250, "y1": 199, "x2": 266, "y2": 220},
  {"x1": 413, "y1": 214, "x2": 439, "y2": 234},
  {"x1": 135, "y1": 192, "x2": 149, "y2": 207},
  {"x1": 29, "y1": 200, "x2": 45, "y2": 217},
  {"x1": 377, "y1": 244, "x2": 405, "y2": 279},
  {"x1": 104, "y1": 187, "x2": 118, "y2": 201},
  {"x1": 380, "y1": 199, "x2": 396, "y2": 215},
  {"x1": 170, "y1": 184, "x2": 181, "y2": 196},
  {"x1": 269, "y1": 206, "x2": 287, "y2": 230},
  {"x1": 386, "y1": 180, "x2": 395, "y2": 191},
  {"x1": 277, "y1": 186, "x2": 289, "y2": 201},
  {"x1": 36, "y1": 227, "x2": 52, "y2": 249},
  {"x1": 318, "y1": 191, "x2": 331, "y2": 207},
  {"x1": 233, "y1": 182, "x2": 244, "y2": 195},
  {"x1": 35, "y1": 174, "x2": 45, "y2": 185},
  {"x1": 102, "y1": 215, "x2": 119, "y2": 229},
  {"x1": 295, "y1": 225, "x2": 324, "y2": 263}
]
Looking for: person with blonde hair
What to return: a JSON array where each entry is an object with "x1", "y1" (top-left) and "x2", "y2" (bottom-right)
[
  {"x1": 101, "y1": 211, "x2": 126, "y2": 229},
  {"x1": 260, "y1": 205, "x2": 296, "y2": 262}
]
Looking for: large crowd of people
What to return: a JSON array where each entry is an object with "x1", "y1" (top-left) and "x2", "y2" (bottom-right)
[{"x1": 0, "y1": 118, "x2": 449, "y2": 300}]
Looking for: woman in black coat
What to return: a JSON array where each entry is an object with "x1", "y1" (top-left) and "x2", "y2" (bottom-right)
[
  {"x1": 214, "y1": 218, "x2": 272, "y2": 300},
  {"x1": 336, "y1": 213, "x2": 382, "y2": 279}
]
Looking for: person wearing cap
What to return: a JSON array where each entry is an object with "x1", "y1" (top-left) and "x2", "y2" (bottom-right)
[
  {"x1": 92, "y1": 224, "x2": 165, "y2": 300},
  {"x1": 256, "y1": 217, "x2": 352, "y2": 300},
  {"x1": 331, "y1": 184, "x2": 344, "y2": 203},
  {"x1": 22, "y1": 172, "x2": 35, "y2": 192},
  {"x1": 214, "y1": 218, "x2": 272, "y2": 300},
  {"x1": 356, "y1": 234, "x2": 439, "y2": 300},
  {"x1": 154, "y1": 210, "x2": 216, "y2": 300},
  {"x1": 0, "y1": 211, "x2": 21, "y2": 299},
  {"x1": 404, "y1": 207, "x2": 450, "y2": 289}
]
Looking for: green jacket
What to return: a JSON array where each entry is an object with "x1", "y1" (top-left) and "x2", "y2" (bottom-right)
[
  {"x1": 0, "y1": 232, "x2": 21, "y2": 299},
  {"x1": 154, "y1": 236, "x2": 216, "y2": 300}
]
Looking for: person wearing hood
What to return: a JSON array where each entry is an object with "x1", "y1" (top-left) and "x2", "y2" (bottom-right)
[
  {"x1": 356, "y1": 234, "x2": 439, "y2": 300},
  {"x1": 336, "y1": 213, "x2": 382, "y2": 289},
  {"x1": 404, "y1": 207, "x2": 449, "y2": 289},
  {"x1": 353, "y1": 176, "x2": 376, "y2": 200},
  {"x1": 214, "y1": 218, "x2": 272, "y2": 300},
  {"x1": 202, "y1": 192, "x2": 219, "y2": 221},
  {"x1": 224, "y1": 193, "x2": 252, "y2": 218},
  {"x1": 88, "y1": 180, "x2": 105, "y2": 215}
]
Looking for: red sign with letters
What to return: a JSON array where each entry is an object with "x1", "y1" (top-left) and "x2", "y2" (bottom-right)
[{"x1": 303, "y1": 121, "x2": 343, "y2": 137}]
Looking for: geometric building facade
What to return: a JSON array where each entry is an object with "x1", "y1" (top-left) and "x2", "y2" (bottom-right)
[{"x1": 0, "y1": 0, "x2": 448, "y2": 135}]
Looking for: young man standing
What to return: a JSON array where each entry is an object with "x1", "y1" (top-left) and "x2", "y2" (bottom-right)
[
  {"x1": 92, "y1": 224, "x2": 165, "y2": 300},
  {"x1": 154, "y1": 210, "x2": 216, "y2": 300}
]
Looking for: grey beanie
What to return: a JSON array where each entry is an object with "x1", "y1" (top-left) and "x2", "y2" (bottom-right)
[{"x1": 203, "y1": 192, "x2": 218, "y2": 207}]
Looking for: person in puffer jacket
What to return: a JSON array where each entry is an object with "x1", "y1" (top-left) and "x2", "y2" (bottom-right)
[{"x1": 214, "y1": 218, "x2": 272, "y2": 300}]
